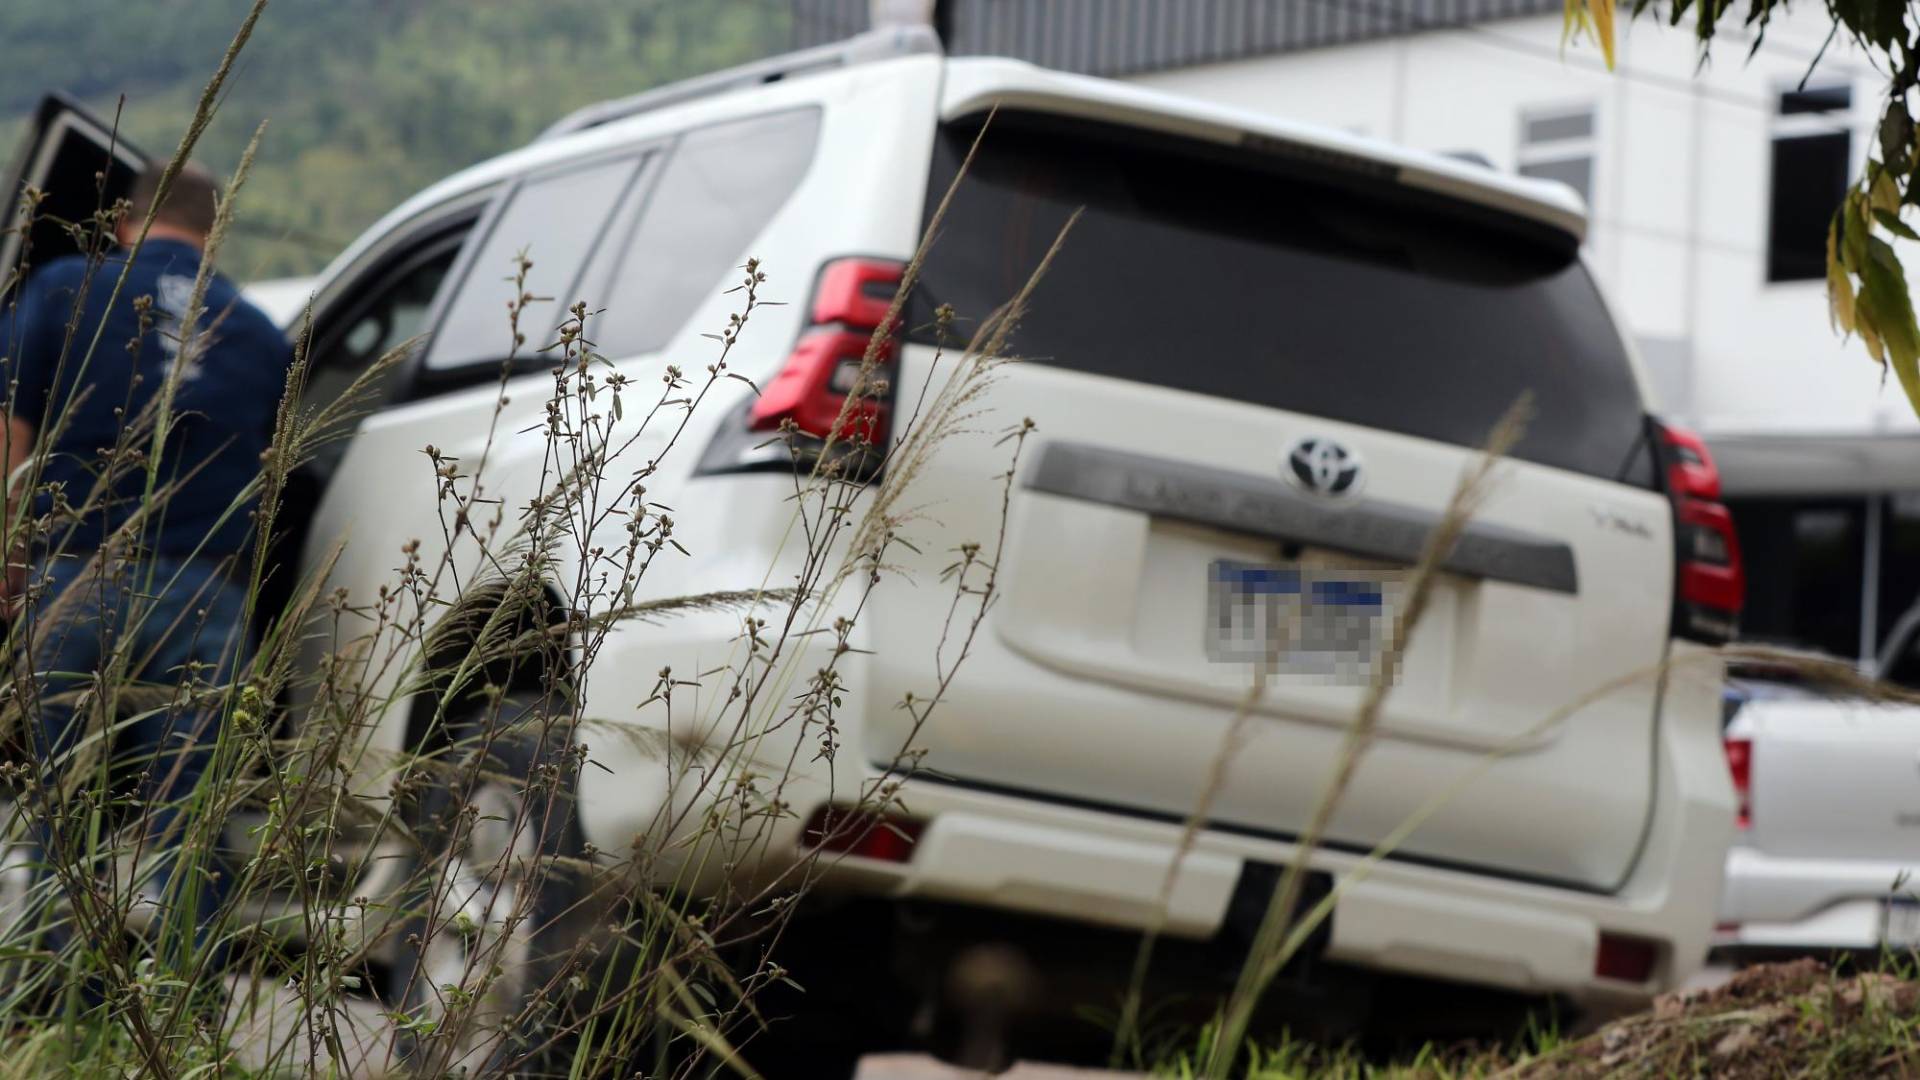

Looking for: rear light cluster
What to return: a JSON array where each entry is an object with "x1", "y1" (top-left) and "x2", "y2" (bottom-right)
[
  {"x1": 1656, "y1": 423, "x2": 1744, "y2": 644},
  {"x1": 1724, "y1": 734, "x2": 1753, "y2": 830},
  {"x1": 799, "y1": 803, "x2": 926, "y2": 864},
  {"x1": 699, "y1": 256, "x2": 907, "y2": 476}
]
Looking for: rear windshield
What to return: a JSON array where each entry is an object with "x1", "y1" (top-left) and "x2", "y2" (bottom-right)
[{"x1": 911, "y1": 113, "x2": 1651, "y2": 484}]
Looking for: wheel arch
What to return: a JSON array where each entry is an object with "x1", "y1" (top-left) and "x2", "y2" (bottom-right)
[{"x1": 403, "y1": 576, "x2": 576, "y2": 759}]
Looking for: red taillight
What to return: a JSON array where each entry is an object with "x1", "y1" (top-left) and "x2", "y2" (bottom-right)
[
  {"x1": 1657, "y1": 422, "x2": 1743, "y2": 643},
  {"x1": 1724, "y1": 735, "x2": 1752, "y2": 830},
  {"x1": 800, "y1": 804, "x2": 926, "y2": 864},
  {"x1": 748, "y1": 329, "x2": 893, "y2": 439},
  {"x1": 810, "y1": 257, "x2": 904, "y2": 330},
  {"x1": 1660, "y1": 424, "x2": 1721, "y2": 500},
  {"x1": 1677, "y1": 497, "x2": 1744, "y2": 612},
  {"x1": 747, "y1": 257, "x2": 906, "y2": 446},
  {"x1": 1594, "y1": 932, "x2": 1660, "y2": 983}
]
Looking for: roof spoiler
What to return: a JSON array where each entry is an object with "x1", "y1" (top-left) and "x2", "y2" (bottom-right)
[{"x1": 537, "y1": 24, "x2": 943, "y2": 142}]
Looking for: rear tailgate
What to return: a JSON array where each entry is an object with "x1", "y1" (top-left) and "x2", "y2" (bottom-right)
[{"x1": 868, "y1": 104, "x2": 1671, "y2": 892}]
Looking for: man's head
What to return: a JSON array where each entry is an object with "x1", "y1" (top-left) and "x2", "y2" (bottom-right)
[{"x1": 116, "y1": 162, "x2": 220, "y2": 250}]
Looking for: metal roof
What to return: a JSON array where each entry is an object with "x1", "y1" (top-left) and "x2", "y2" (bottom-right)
[{"x1": 792, "y1": 0, "x2": 1565, "y2": 77}]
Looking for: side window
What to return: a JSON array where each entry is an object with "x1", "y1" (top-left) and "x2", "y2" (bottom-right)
[
  {"x1": 320, "y1": 245, "x2": 459, "y2": 372},
  {"x1": 306, "y1": 220, "x2": 475, "y2": 420},
  {"x1": 426, "y1": 154, "x2": 646, "y2": 371},
  {"x1": 588, "y1": 108, "x2": 821, "y2": 359}
]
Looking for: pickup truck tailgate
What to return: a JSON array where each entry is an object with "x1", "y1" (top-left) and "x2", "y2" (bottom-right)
[{"x1": 1745, "y1": 700, "x2": 1920, "y2": 860}]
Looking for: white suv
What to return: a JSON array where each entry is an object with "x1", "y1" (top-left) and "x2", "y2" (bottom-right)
[{"x1": 9, "y1": 25, "x2": 1740, "y2": 1041}]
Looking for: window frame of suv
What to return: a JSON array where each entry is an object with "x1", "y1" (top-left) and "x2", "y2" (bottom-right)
[
  {"x1": 295, "y1": 190, "x2": 496, "y2": 464},
  {"x1": 309, "y1": 222, "x2": 474, "y2": 384},
  {"x1": 405, "y1": 144, "x2": 664, "y2": 399}
]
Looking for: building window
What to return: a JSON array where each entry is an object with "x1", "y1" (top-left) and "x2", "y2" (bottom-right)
[
  {"x1": 1517, "y1": 106, "x2": 1596, "y2": 207},
  {"x1": 1767, "y1": 83, "x2": 1853, "y2": 283}
]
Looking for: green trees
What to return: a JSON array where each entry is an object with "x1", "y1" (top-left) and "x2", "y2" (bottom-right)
[{"x1": 1, "y1": 0, "x2": 790, "y2": 277}]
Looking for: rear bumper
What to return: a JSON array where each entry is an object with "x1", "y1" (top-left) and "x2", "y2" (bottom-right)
[
  {"x1": 801, "y1": 763, "x2": 1728, "y2": 1008},
  {"x1": 574, "y1": 580, "x2": 1733, "y2": 1010},
  {"x1": 1714, "y1": 844, "x2": 1916, "y2": 952}
]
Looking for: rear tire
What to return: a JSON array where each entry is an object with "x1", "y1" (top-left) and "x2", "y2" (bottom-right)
[{"x1": 385, "y1": 688, "x2": 587, "y2": 1074}]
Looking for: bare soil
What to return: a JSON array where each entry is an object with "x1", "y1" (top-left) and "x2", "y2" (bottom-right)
[{"x1": 1508, "y1": 958, "x2": 1920, "y2": 1078}]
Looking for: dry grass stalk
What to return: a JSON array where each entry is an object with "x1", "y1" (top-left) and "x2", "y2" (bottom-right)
[
  {"x1": 0, "y1": 40, "x2": 1069, "y2": 1074},
  {"x1": 1199, "y1": 394, "x2": 1535, "y2": 1077}
]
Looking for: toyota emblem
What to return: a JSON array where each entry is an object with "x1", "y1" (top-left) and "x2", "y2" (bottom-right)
[{"x1": 1286, "y1": 437, "x2": 1363, "y2": 498}]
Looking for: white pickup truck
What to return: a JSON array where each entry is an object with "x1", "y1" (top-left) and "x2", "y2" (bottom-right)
[{"x1": 1717, "y1": 638, "x2": 1920, "y2": 957}]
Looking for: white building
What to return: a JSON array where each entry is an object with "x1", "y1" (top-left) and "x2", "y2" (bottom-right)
[{"x1": 796, "y1": 0, "x2": 1920, "y2": 666}]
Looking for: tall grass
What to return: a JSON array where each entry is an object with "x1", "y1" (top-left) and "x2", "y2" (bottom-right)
[
  {"x1": 0, "y1": 8, "x2": 1073, "y2": 1078},
  {"x1": 18, "y1": 9, "x2": 1883, "y2": 1080}
]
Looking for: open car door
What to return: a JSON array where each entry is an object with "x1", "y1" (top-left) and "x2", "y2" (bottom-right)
[{"x1": 1, "y1": 94, "x2": 149, "y2": 287}]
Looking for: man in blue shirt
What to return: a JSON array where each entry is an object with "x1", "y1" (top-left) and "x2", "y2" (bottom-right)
[{"x1": 2, "y1": 160, "x2": 292, "y2": 938}]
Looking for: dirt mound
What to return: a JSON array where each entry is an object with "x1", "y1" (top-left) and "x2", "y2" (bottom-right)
[{"x1": 1509, "y1": 959, "x2": 1920, "y2": 1077}]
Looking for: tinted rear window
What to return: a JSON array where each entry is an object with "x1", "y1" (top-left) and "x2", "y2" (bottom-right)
[{"x1": 912, "y1": 114, "x2": 1650, "y2": 484}]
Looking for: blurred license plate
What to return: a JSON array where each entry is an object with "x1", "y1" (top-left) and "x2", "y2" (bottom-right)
[
  {"x1": 1205, "y1": 560, "x2": 1400, "y2": 683},
  {"x1": 1884, "y1": 898, "x2": 1920, "y2": 947}
]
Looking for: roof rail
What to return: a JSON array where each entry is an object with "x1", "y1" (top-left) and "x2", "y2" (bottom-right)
[{"x1": 536, "y1": 24, "x2": 943, "y2": 142}]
